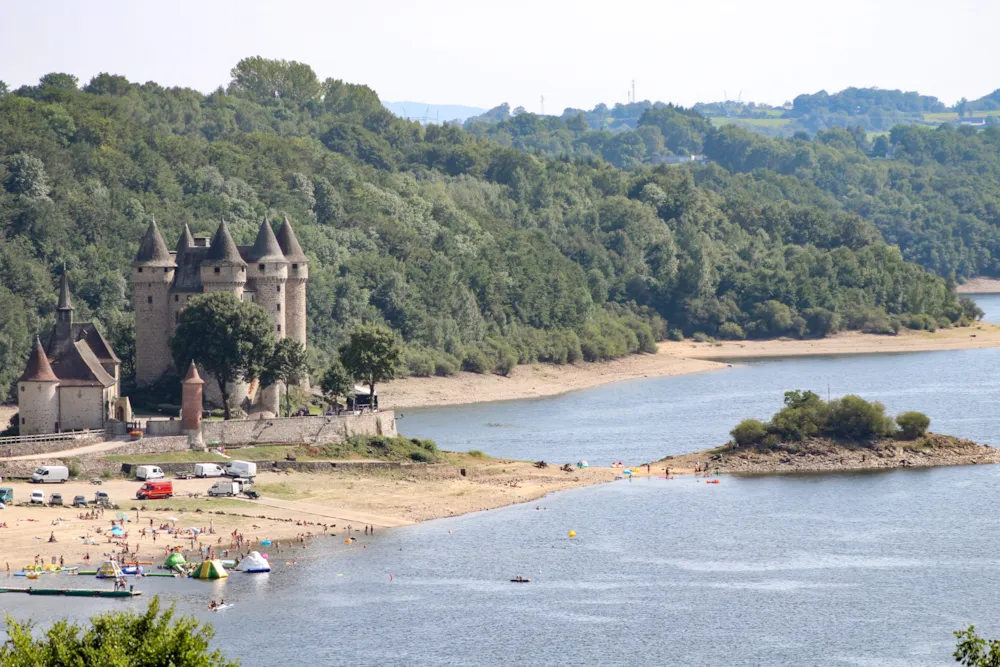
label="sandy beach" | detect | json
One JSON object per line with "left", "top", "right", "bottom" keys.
{"left": 957, "top": 278, "right": 1000, "bottom": 293}
{"left": 382, "top": 323, "right": 1000, "bottom": 409}
{"left": 0, "top": 462, "right": 617, "bottom": 568}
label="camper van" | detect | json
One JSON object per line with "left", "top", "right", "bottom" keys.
{"left": 135, "top": 465, "right": 164, "bottom": 481}
{"left": 208, "top": 481, "right": 241, "bottom": 497}
{"left": 225, "top": 461, "right": 257, "bottom": 478}
{"left": 136, "top": 480, "right": 173, "bottom": 500}
{"left": 194, "top": 463, "right": 225, "bottom": 478}
{"left": 31, "top": 465, "right": 69, "bottom": 483}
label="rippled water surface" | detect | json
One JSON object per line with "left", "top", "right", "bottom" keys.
{"left": 7, "top": 294, "right": 1000, "bottom": 667}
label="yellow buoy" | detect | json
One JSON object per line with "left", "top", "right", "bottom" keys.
{"left": 345, "top": 538, "right": 352, "bottom": 543}
{"left": 568, "top": 530, "right": 576, "bottom": 538}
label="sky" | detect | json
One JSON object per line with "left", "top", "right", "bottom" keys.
{"left": 2, "top": 0, "right": 998, "bottom": 113}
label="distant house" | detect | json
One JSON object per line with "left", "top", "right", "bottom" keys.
{"left": 652, "top": 155, "right": 709, "bottom": 166}
{"left": 959, "top": 116, "right": 987, "bottom": 126}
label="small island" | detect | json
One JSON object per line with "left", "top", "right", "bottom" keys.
{"left": 659, "top": 390, "right": 1000, "bottom": 475}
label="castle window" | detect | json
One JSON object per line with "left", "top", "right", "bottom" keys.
{"left": 165, "top": 267, "right": 170, "bottom": 273}
{"left": 20, "top": 385, "right": 24, "bottom": 393}
{"left": 258, "top": 264, "right": 265, "bottom": 271}
{"left": 22, "top": 418, "right": 25, "bottom": 425}
{"left": 175, "top": 313, "right": 180, "bottom": 323}
{"left": 276, "top": 285, "right": 281, "bottom": 293}
{"left": 137, "top": 267, "right": 143, "bottom": 273}
{"left": 292, "top": 263, "right": 298, "bottom": 269}
{"left": 174, "top": 295, "right": 179, "bottom": 302}
{"left": 277, "top": 324, "right": 281, "bottom": 333}
{"left": 214, "top": 267, "right": 220, "bottom": 274}
{"left": 147, "top": 296, "right": 153, "bottom": 304}
{"left": 277, "top": 304, "right": 281, "bottom": 312}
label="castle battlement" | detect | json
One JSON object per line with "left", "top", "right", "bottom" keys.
{"left": 133, "top": 218, "right": 309, "bottom": 400}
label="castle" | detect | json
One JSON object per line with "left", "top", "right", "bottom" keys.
{"left": 131, "top": 217, "right": 309, "bottom": 413}
{"left": 17, "top": 273, "right": 121, "bottom": 435}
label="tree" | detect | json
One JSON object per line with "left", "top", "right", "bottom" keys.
{"left": 261, "top": 338, "right": 310, "bottom": 417}
{"left": 955, "top": 625, "right": 1000, "bottom": 666}
{"left": 228, "top": 56, "right": 321, "bottom": 103}
{"left": 339, "top": 323, "right": 401, "bottom": 410}
{"left": 170, "top": 293, "right": 275, "bottom": 420}
{"left": 731, "top": 418, "right": 767, "bottom": 447}
{"left": 320, "top": 360, "right": 353, "bottom": 414}
{"left": 0, "top": 596, "right": 237, "bottom": 666}
{"left": 896, "top": 411, "right": 930, "bottom": 440}
{"left": 5, "top": 152, "right": 50, "bottom": 199}
{"left": 825, "top": 395, "right": 894, "bottom": 441}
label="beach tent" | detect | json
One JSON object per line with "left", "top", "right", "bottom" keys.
{"left": 163, "top": 552, "right": 186, "bottom": 570}
{"left": 236, "top": 551, "right": 271, "bottom": 573}
{"left": 96, "top": 561, "right": 124, "bottom": 579}
{"left": 111, "top": 525, "right": 124, "bottom": 537}
{"left": 191, "top": 560, "right": 228, "bottom": 580}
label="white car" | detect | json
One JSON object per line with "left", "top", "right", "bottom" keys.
{"left": 30, "top": 491, "right": 45, "bottom": 505}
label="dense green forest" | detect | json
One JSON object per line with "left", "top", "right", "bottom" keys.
{"left": 0, "top": 60, "right": 979, "bottom": 401}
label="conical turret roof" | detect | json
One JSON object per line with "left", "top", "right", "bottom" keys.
{"left": 176, "top": 223, "right": 195, "bottom": 254}
{"left": 20, "top": 336, "right": 58, "bottom": 383}
{"left": 204, "top": 221, "right": 246, "bottom": 266}
{"left": 182, "top": 360, "right": 204, "bottom": 385}
{"left": 248, "top": 218, "right": 287, "bottom": 263}
{"left": 132, "top": 220, "right": 176, "bottom": 268}
{"left": 276, "top": 217, "right": 307, "bottom": 263}
{"left": 57, "top": 272, "right": 73, "bottom": 311}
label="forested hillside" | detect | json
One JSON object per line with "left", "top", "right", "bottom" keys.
{"left": 0, "top": 60, "right": 976, "bottom": 400}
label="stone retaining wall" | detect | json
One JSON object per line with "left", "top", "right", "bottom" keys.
{"left": 0, "top": 433, "right": 104, "bottom": 458}
{"left": 145, "top": 419, "right": 183, "bottom": 437}
{"left": 117, "top": 459, "right": 458, "bottom": 479}
{"left": 200, "top": 411, "right": 396, "bottom": 446}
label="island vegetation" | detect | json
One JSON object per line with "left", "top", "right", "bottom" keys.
{"left": 0, "top": 59, "right": 984, "bottom": 406}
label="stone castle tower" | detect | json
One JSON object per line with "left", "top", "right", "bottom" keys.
{"left": 132, "top": 217, "right": 309, "bottom": 414}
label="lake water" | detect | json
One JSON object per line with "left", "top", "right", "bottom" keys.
{"left": 7, "top": 293, "right": 1000, "bottom": 667}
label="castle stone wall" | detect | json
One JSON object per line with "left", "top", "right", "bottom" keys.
{"left": 285, "top": 270, "right": 307, "bottom": 349}
{"left": 17, "top": 381, "right": 59, "bottom": 435}
{"left": 247, "top": 264, "right": 286, "bottom": 414}
{"left": 200, "top": 411, "right": 396, "bottom": 446}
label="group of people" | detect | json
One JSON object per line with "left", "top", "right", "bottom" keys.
{"left": 207, "top": 598, "right": 227, "bottom": 610}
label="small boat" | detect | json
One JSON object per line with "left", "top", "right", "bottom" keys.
{"left": 510, "top": 577, "right": 532, "bottom": 583}
{"left": 210, "top": 603, "right": 234, "bottom": 612}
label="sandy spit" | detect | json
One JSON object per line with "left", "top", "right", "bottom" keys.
{"left": 382, "top": 324, "right": 1000, "bottom": 409}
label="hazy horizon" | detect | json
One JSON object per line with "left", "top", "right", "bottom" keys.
{"left": 2, "top": 0, "right": 998, "bottom": 113}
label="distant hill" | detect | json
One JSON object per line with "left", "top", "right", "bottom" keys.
{"left": 382, "top": 101, "right": 486, "bottom": 123}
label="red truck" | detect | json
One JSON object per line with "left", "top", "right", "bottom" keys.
{"left": 136, "top": 480, "right": 173, "bottom": 500}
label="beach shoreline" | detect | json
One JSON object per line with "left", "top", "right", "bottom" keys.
{"left": 957, "top": 278, "right": 1000, "bottom": 294}
{"left": 382, "top": 323, "right": 1000, "bottom": 409}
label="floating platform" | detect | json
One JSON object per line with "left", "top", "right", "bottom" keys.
{"left": 0, "top": 588, "right": 142, "bottom": 598}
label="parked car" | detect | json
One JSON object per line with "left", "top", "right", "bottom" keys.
{"left": 175, "top": 472, "right": 194, "bottom": 480}
{"left": 72, "top": 496, "right": 88, "bottom": 507}
{"left": 195, "top": 463, "right": 225, "bottom": 478}
{"left": 30, "top": 491, "right": 45, "bottom": 505}
{"left": 136, "top": 480, "right": 173, "bottom": 500}
{"left": 31, "top": 465, "right": 69, "bottom": 483}
{"left": 207, "top": 481, "right": 240, "bottom": 497}
{"left": 94, "top": 491, "right": 112, "bottom": 506}
{"left": 135, "top": 465, "right": 164, "bottom": 480}
{"left": 0, "top": 488, "right": 13, "bottom": 504}
{"left": 225, "top": 461, "right": 257, "bottom": 478}
{"left": 49, "top": 493, "right": 63, "bottom": 506}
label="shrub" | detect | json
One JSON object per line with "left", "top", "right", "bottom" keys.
{"left": 434, "top": 354, "right": 459, "bottom": 377}
{"left": 718, "top": 322, "right": 746, "bottom": 340}
{"left": 825, "top": 395, "right": 895, "bottom": 440}
{"left": 731, "top": 419, "right": 767, "bottom": 447}
{"left": 403, "top": 349, "right": 435, "bottom": 377}
{"left": 803, "top": 307, "right": 842, "bottom": 338}
{"left": 409, "top": 449, "right": 433, "bottom": 463}
{"left": 896, "top": 411, "right": 930, "bottom": 439}
{"left": 467, "top": 449, "right": 486, "bottom": 458}
{"left": 692, "top": 332, "right": 712, "bottom": 343}
{"left": 462, "top": 347, "right": 492, "bottom": 374}
{"left": 667, "top": 329, "right": 684, "bottom": 341}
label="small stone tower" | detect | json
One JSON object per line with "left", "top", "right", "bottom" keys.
{"left": 247, "top": 218, "right": 287, "bottom": 414}
{"left": 276, "top": 216, "right": 308, "bottom": 350}
{"left": 132, "top": 220, "right": 176, "bottom": 385}
{"left": 181, "top": 360, "right": 205, "bottom": 450}
{"left": 18, "top": 336, "right": 60, "bottom": 435}
{"left": 199, "top": 221, "right": 247, "bottom": 298}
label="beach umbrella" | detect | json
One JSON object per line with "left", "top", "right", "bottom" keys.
{"left": 623, "top": 469, "right": 632, "bottom": 475}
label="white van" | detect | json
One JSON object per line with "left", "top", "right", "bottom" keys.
{"left": 31, "top": 465, "right": 69, "bottom": 483}
{"left": 208, "top": 481, "right": 240, "bottom": 497}
{"left": 225, "top": 461, "right": 257, "bottom": 478}
{"left": 135, "top": 465, "right": 164, "bottom": 481}
{"left": 194, "top": 463, "right": 225, "bottom": 478}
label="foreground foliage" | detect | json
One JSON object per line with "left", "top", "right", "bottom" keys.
{"left": 955, "top": 625, "right": 1000, "bottom": 666}
{"left": 730, "top": 390, "right": 931, "bottom": 447}
{"left": 0, "top": 597, "right": 238, "bottom": 667}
